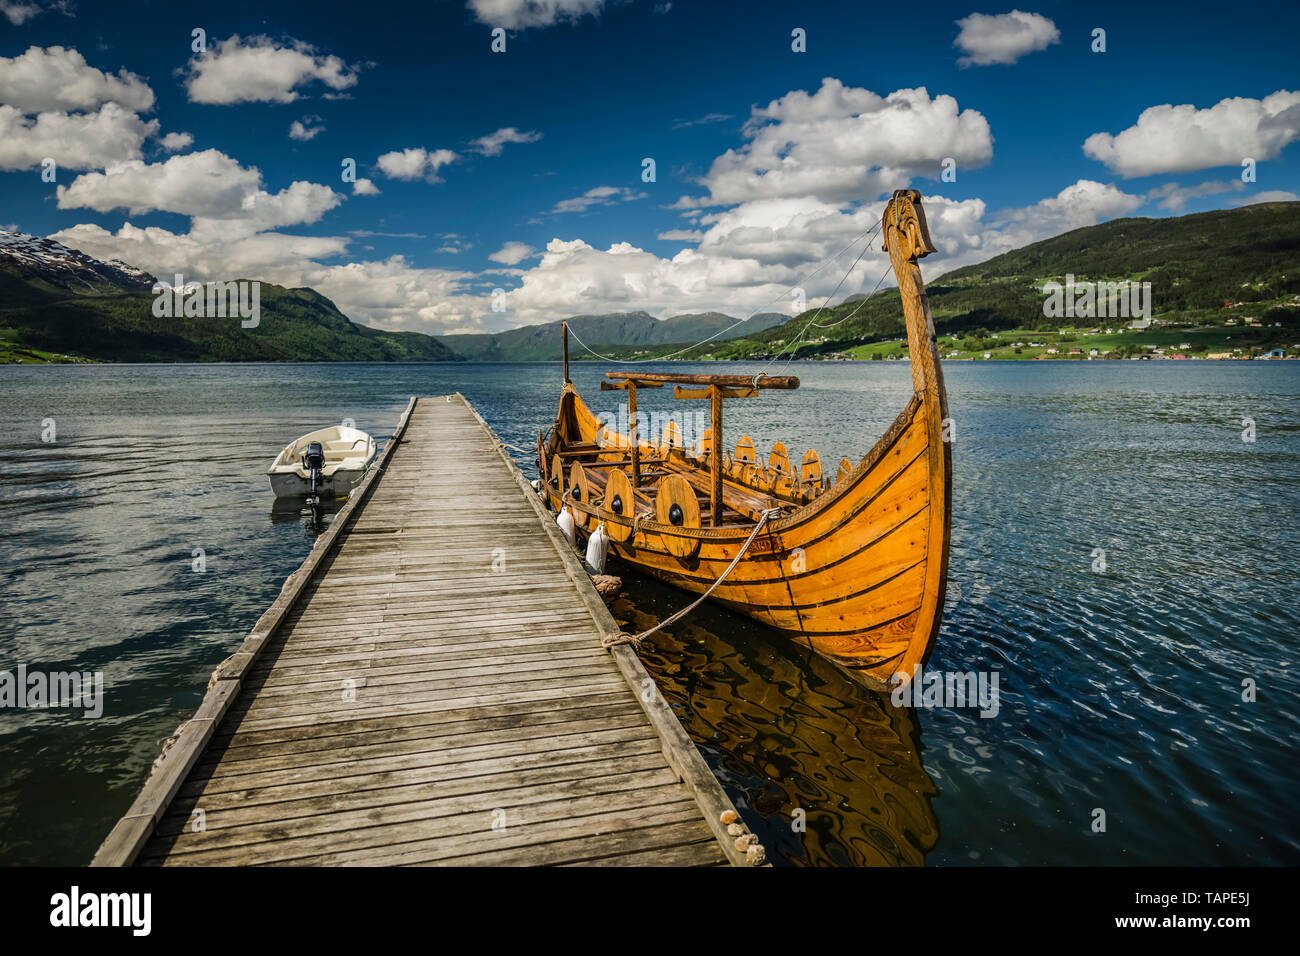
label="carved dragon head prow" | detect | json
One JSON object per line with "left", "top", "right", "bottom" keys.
{"left": 882, "top": 189, "right": 937, "bottom": 262}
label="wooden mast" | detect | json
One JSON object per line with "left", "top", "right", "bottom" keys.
{"left": 561, "top": 320, "right": 570, "bottom": 383}
{"left": 881, "top": 189, "right": 951, "bottom": 682}
{"left": 628, "top": 380, "right": 640, "bottom": 486}
{"left": 710, "top": 386, "right": 723, "bottom": 525}
{"left": 600, "top": 377, "right": 663, "bottom": 486}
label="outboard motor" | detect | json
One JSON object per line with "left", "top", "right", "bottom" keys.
{"left": 302, "top": 441, "right": 326, "bottom": 499}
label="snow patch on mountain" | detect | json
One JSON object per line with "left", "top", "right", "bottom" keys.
{"left": 0, "top": 231, "right": 157, "bottom": 292}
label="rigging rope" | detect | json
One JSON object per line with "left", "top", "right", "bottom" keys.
{"left": 564, "top": 223, "right": 881, "bottom": 365}
{"left": 761, "top": 220, "right": 883, "bottom": 375}
{"left": 602, "top": 508, "right": 784, "bottom": 649}
{"left": 810, "top": 259, "right": 894, "bottom": 329}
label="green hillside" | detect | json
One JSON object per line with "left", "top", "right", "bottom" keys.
{"left": 601, "top": 202, "right": 1300, "bottom": 361}
{"left": 0, "top": 277, "right": 461, "bottom": 363}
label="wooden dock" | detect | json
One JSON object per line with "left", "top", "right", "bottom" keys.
{"left": 93, "top": 394, "right": 755, "bottom": 867}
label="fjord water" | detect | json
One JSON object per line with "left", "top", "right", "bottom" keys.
{"left": 1, "top": 361, "right": 1297, "bottom": 866}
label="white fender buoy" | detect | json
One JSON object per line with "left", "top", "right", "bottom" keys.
{"left": 530, "top": 478, "right": 543, "bottom": 494}
{"left": 556, "top": 507, "right": 576, "bottom": 547}
{"left": 585, "top": 520, "right": 609, "bottom": 573}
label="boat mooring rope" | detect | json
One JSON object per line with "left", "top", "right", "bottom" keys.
{"left": 602, "top": 508, "right": 784, "bottom": 649}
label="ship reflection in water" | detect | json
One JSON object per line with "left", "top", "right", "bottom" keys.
{"left": 611, "top": 570, "right": 939, "bottom": 867}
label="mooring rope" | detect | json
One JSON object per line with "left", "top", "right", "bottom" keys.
{"left": 602, "top": 508, "right": 784, "bottom": 649}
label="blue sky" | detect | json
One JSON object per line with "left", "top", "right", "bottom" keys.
{"left": 2, "top": 0, "right": 1297, "bottom": 333}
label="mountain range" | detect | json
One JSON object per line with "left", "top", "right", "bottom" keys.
{"left": 4, "top": 201, "right": 1297, "bottom": 363}
{"left": 433, "top": 310, "right": 788, "bottom": 361}
{"left": 0, "top": 232, "right": 785, "bottom": 363}
{"left": 0, "top": 232, "right": 460, "bottom": 363}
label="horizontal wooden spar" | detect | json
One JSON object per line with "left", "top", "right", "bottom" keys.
{"left": 599, "top": 379, "right": 663, "bottom": 390}
{"left": 604, "top": 371, "right": 799, "bottom": 389}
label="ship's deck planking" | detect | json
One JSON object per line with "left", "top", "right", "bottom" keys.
{"left": 93, "top": 394, "right": 749, "bottom": 867}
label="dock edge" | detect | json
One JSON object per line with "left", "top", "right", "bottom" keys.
{"left": 90, "top": 396, "right": 419, "bottom": 867}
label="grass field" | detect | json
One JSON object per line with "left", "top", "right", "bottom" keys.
{"left": 0, "top": 329, "right": 95, "bottom": 364}
{"left": 836, "top": 322, "right": 1300, "bottom": 361}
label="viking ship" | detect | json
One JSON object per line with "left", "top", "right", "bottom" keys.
{"left": 536, "top": 190, "right": 951, "bottom": 687}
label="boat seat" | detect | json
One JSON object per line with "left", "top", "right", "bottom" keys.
{"left": 583, "top": 463, "right": 654, "bottom": 512}
{"left": 557, "top": 447, "right": 602, "bottom": 459}
{"left": 662, "top": 460, "right": 782, "bottom": 519}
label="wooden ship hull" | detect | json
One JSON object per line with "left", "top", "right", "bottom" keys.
{"left": 537, "top": 190, "right": 951, "bottom": 688}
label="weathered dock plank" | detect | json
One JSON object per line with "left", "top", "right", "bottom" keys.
{"left": 93, "top": 394, "right": 755, "bottom": 867}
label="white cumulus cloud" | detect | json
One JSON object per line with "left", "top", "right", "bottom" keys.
{"left": 55, "top": 149, "right": 343, "bottom": 231}
{"left": 376, "top": 147, "right": 460, "bottom": 182}
{"left": 0, "top": 0, "right": 67, "bottom": 26}
{"left": 1084, "top": 91, "right": 1300, "bottom": 177}
{"left": 686, "top": 79, "right": 993, "bottom": 207}
{"left": 467, "top": 0, "right": 604, "bottom": 29}
{"left": 0, "top": 102, "right": 157, "bottom": 171}
{"left": 489, "top": 241, "right": 537, "bottom": 265}
{"left": 289, "top": 115, "right": 325, "bottom": 141}
{"left": 488, "top": 180, "right": 1147, "bottom": 328}
{"left": 0, "top": 45, "right": 155, "bottom": 112}
{"left": 1, "top": 1, "right": 41, "bottom": 25}
{"left": 550, "top": 185, "right": 646, "bottom": 214}
{"left": 953, "top": 10, "right": 1060, "bottom": 67}
{"left": 1145, "top": 180, "right": 1244, "bottom": 213}
{"left": 470, "top": 127, "right": 542, "bottom": 155}
{"left": 160, "top": 131, "right": 194, "bottom": 152}
{"left": 52, "top": 220, "right": 351, "bottom": 283}
{"left": 183, "top": 35, "right": 360, "bottom": 105}
{"left": 50, "top": 222, "right": 488, "bottom": 332}
{"left": 989, "top": 179, "right": 1144, "bottom": 248}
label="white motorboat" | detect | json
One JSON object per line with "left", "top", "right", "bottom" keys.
{"left": 267, "top": 425, "right": 376, "bottom": 499}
